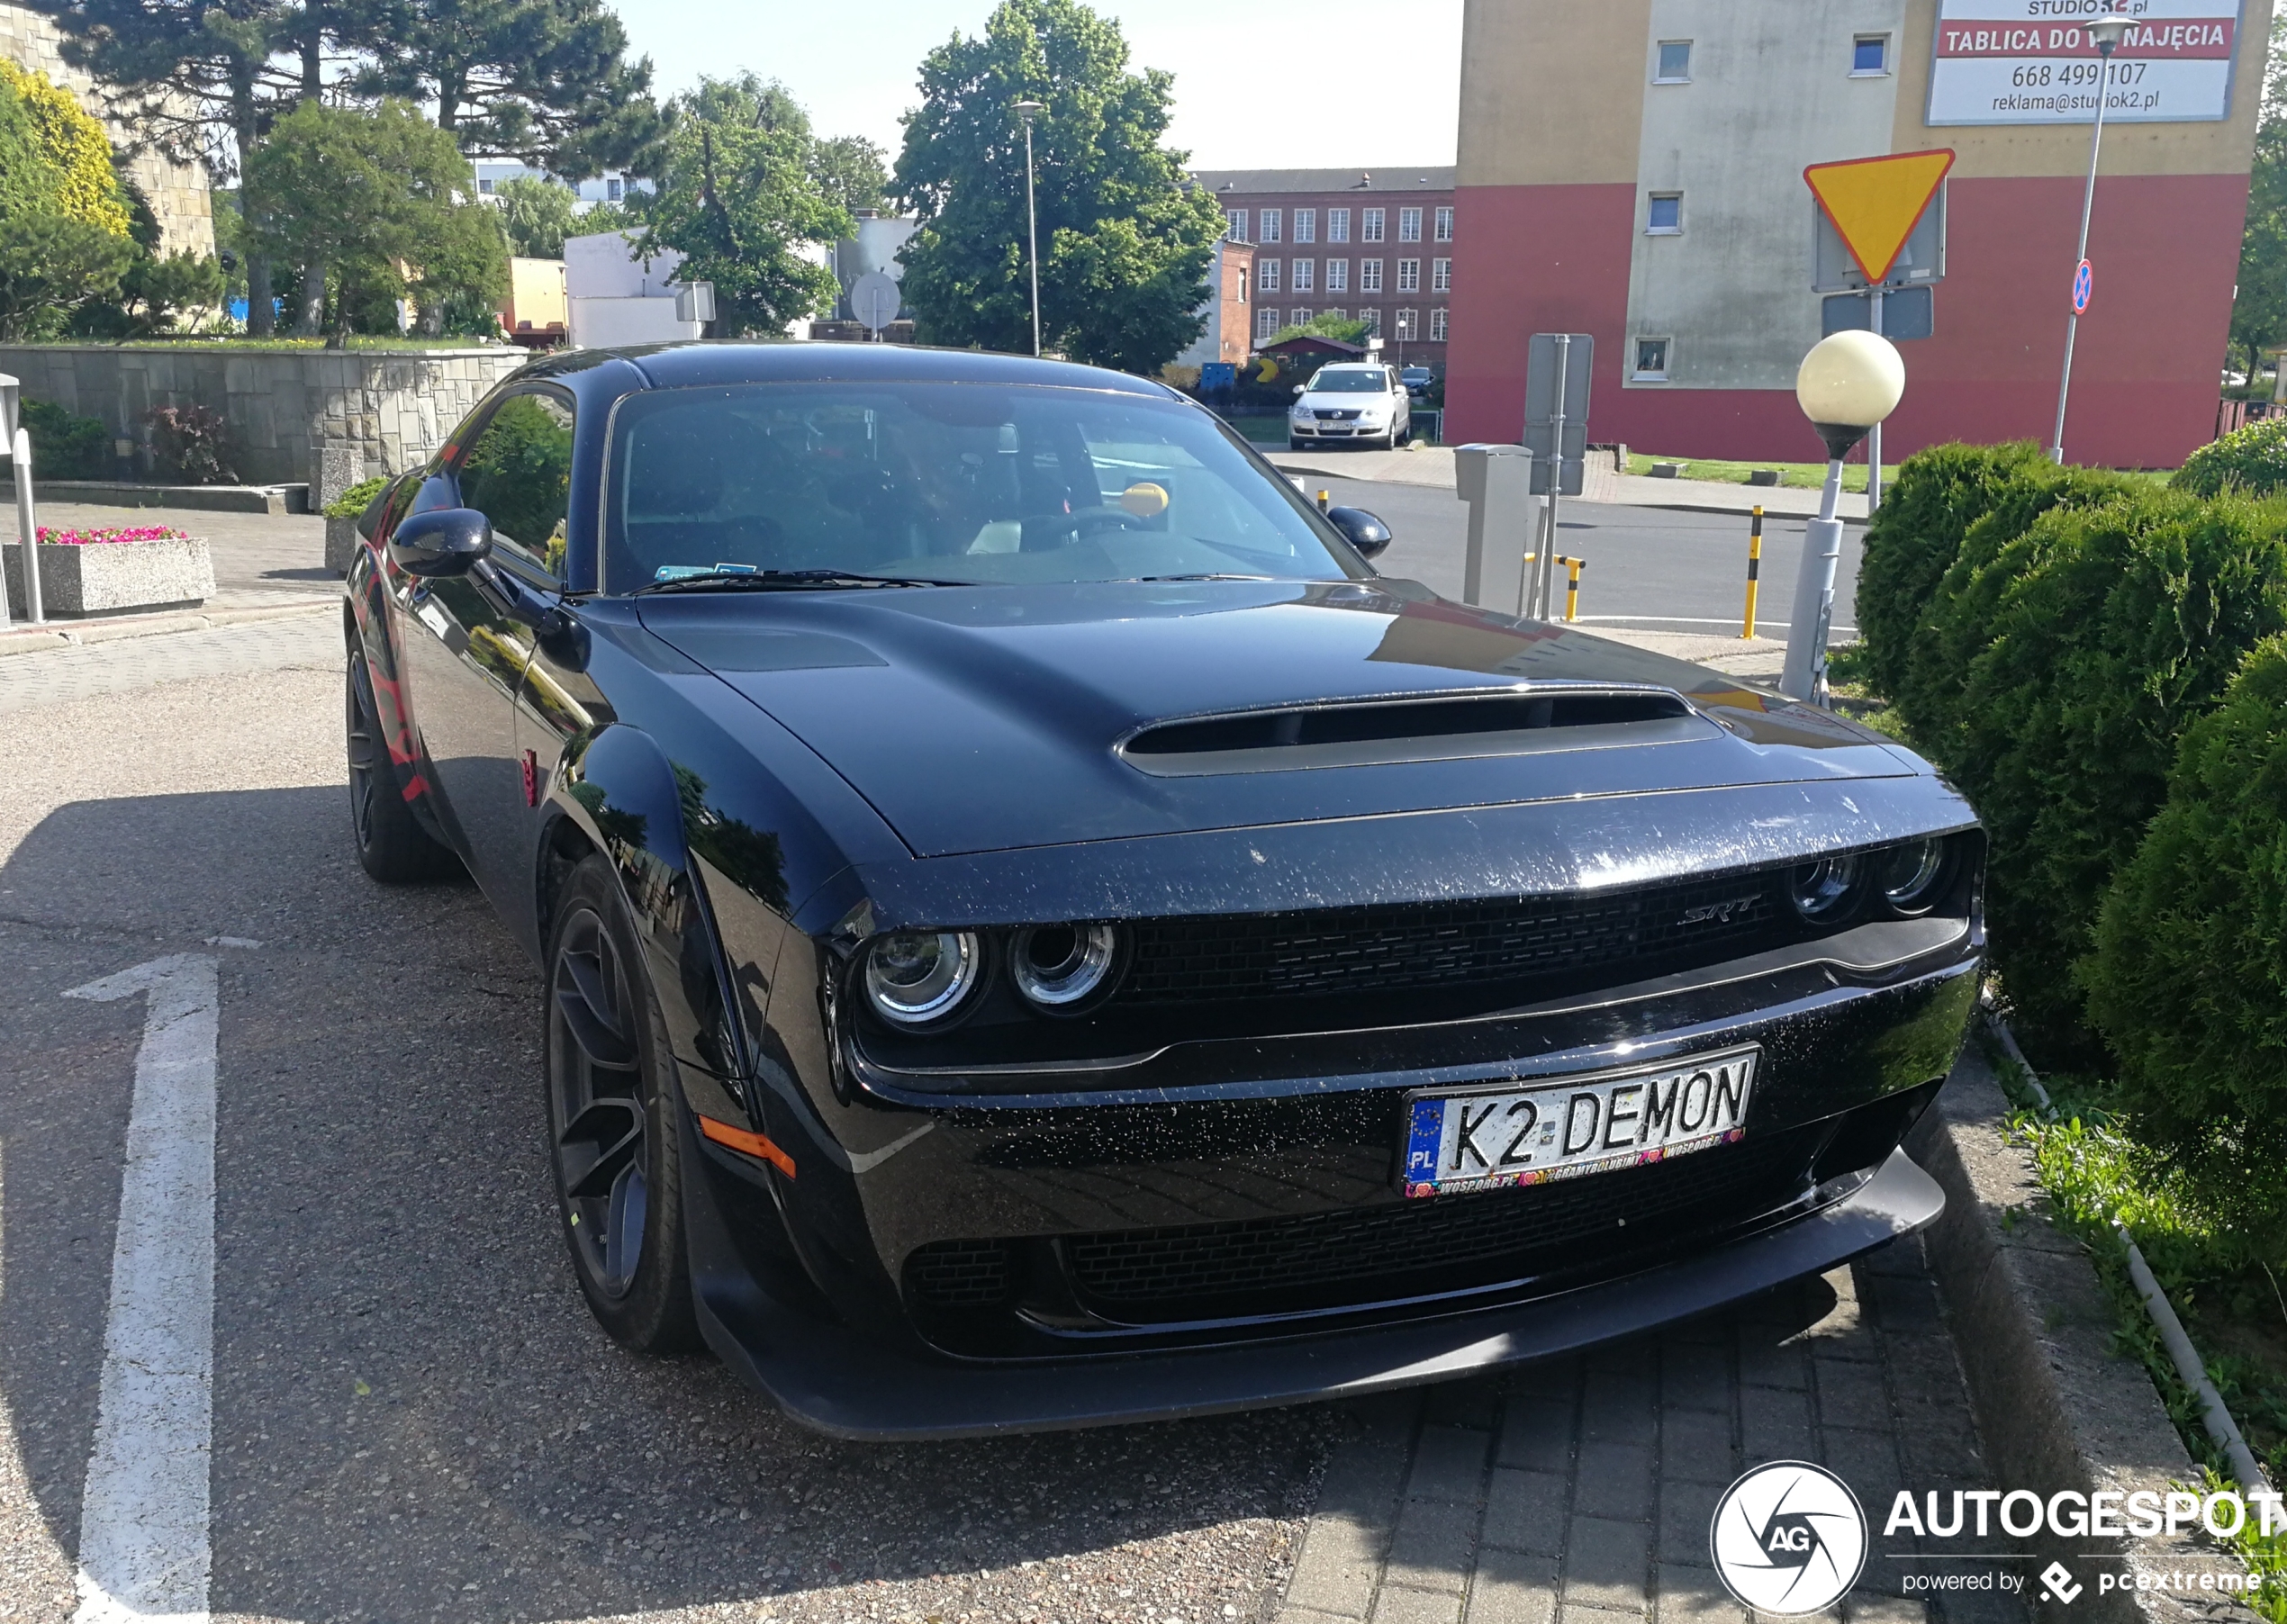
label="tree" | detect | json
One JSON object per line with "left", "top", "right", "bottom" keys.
{"left": 891, "top": 0, "right": 1223, "bottom": 374}
{"left": 641, "top": 78, "right": 850, "bottom": 338}
{"left": 1263, "top": 311, "right": 1370, "bottom": 347}
{"left": 355, "top": 0, "right": 664, "bottom": 178}
{"left": 244, "top": 99, "right": 506, "bottom": 336}
{"left": 494, "top": 175, "right": 581, "bottom": 257}
{"left": 0, "top": 59, "right": 133, "bottom": 235}
{"left": 24, "top": 0, "right": 311, "bottom": 331}
{"left": 2233, "top": 15, "right": 2287, "bottom": 385}
{"left": 0, "top": 212, "right": 134, "bottom": 338}
{"left": 812, "top": 134, "right": 887, "bottom": 214}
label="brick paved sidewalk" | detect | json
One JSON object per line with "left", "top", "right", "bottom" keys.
{"left": 0, "top": 612, "right": 339, "bottom": 713}
{"left": 1279, "top": 1237, "right": 2021, "bottom": 1624}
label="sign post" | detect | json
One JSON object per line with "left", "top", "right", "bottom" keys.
{"left": 2049, "top": 13, "right": 2135, "bottom": 463}
{"left": 1805, "top": 150, "right": 1954, "bottom": 511}
{"left": 1523, "top": 332, "right": 1592, "bottom": 618}
{"left": 850, "top": 271, "right": 901, "bottom": 339}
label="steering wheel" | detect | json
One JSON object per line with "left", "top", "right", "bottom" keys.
{"left": 1018, "top": 507, "right": 1137, "bottom": 550}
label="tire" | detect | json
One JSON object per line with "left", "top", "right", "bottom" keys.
{"left": 346, "top": 652, "right": 460, "bottom": 883}
{"left": 1397, "top": 422, "right": 1413, "bottom": 447}
{"left": 544, "top": 854, "right": 702, "bottom": 1354}
{"left": 1289, "top": 437, "right": 1306, "bottom": 451}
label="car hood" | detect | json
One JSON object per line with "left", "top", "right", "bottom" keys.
{"left": 638, "top": 580, "right": 1919, "bottom": 859}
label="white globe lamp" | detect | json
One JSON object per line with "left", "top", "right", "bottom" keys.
{"left": 1782, "top": 329, "right": 1906, "bottom": 706}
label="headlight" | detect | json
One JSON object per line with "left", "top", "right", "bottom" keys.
{"left": 1291, "top": 401, "right": 1314, "bottom": 417}
{"left": 1011, "top": 922, "right": 1123, "bottom": 1010}
{"left": 863, "top": 931, "right": 983, "bottom": 1025}
{"left": 1877, "top": 840, "right": 1950, "bottom": 915}
{"left": 1789, "top": 854, "right": 1862, "bottom": 922}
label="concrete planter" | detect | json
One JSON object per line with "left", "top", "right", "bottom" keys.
{"left": 324, "top": 516, "right": 361, "bottom": 576}
{"left": 4, "top": 536, "right": 215, "bottom": 618}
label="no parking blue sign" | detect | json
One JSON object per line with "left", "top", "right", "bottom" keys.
{"left": 2073, "top": 258, "right": 2093, "bottom": 315}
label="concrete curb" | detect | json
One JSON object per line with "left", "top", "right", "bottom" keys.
{"left": 1912, "top": 1046, "right": 2259, "bottom": 1624}
{"left": 0, "top": 596, "right": 336, "bottom": 657}
{"left": 5, "top": 477, "right": 312, "bottom": 514}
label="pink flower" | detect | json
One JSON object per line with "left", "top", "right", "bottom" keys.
{"left": 33, "top": 526, "right": 192, "bottom": 546}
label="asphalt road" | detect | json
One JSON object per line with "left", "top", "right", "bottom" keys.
{"left": 0, "top": 622, "right": 1331, "bottom": 1624}
{"left": 1303, "top": 477, "right": 1866, "bottom": 639}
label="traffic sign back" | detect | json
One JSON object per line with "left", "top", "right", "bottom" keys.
{"left": 1804, "top": 149, "right": 1957, "bottom": 285}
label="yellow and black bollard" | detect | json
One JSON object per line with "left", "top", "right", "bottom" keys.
{"left": 1741, "top": 506, "right": 1763, "bottom": 639}
{"left": 1317, "top": 489, "right": 1330, "bottom": 513}
{"left": 1562, "top": 555, "right": 1585, "bottom": 622}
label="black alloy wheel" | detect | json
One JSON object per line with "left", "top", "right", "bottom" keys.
{"left": 544, "top": 854, "right": 701, "bottom": 1352}
{"left": 345, "top": 652, "right": 458, "bottom": 882}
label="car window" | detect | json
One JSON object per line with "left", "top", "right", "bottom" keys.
{"left": 1306, "top": 370, "right": 1388, "bottom": 394}
{"left": 601, "top": 382, "right": 1363, "bottom": 591}
{"left": 457, "top": 391, "right": 575, "bottom": 579}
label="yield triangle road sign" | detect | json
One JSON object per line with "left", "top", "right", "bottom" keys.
{"left": 1804, "top": 149, "right": 1956, "bottom": 285}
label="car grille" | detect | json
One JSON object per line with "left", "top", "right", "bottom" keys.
{"left": 901, "top": 1126, "right": 1820, "bottom": 1321}
{"left": 1120, "top": 872, "right": 1784, "bottom": 1006}
{"left": 1314, "top": 409, "right": 1361, "bottom": 420}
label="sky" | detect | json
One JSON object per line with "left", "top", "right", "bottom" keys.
{"left": 609, "top": 0, "right": 1463, "bottom": 171}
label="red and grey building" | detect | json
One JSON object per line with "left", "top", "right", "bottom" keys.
{"left": 1191, "top": 167, "right": 1456, "bottom": 365}
{"left": 1444, "top": 1, "right": 2268, "bottom": 466}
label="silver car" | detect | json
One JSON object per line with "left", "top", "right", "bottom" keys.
{"left": 1289, "top": 363, "right": 1415, "bottom": 450}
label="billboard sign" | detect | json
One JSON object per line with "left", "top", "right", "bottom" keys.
{"left": 1927, "top": 1, "right": 2243, "bottom": 125}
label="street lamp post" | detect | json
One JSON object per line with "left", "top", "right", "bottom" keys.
{"left": 1014, "top": 100, "right": 1045, "bottom": 357}
{"left": 1783, "top": 329, "right": 1905, "bottom": 706}
{"left": 2049, "top": 12, "right": 2134, "bottom": 464}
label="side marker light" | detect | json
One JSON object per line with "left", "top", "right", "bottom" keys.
{"left": 699, "top": 1115, "right": 796, "bottom": 1177}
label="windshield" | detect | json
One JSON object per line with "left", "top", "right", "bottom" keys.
{"left": 1306, "top": 369, "right": 1389, "bottom": 394}
{"left": 602, "top": 382, "right": 1361, "bottom": 591}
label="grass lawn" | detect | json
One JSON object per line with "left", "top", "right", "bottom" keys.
{"left": 1626, "top": 452, "right": 1900, "bottom": 493}
{"left": 1223, "top": 413, "right": 1289, "bottom": 446}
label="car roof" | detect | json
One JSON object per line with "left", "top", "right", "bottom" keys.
{"left": 514, "top": 339, "right": 1178, "bottom": 397}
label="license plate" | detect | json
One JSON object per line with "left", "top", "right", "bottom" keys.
{"left": 1400, "top": 1047, "right": 1759, "bottom": 1198}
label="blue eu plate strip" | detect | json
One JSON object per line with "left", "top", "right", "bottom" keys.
{"left": 1405, "top": 1098, "right": 1442, "bottom": 1186}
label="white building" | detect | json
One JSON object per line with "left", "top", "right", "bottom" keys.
{"left": 473, "top": 162, "right": 655, "bottom": 212}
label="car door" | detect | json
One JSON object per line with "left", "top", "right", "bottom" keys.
{"left": 394, "top": 385, "right": 576, "bottom": 923}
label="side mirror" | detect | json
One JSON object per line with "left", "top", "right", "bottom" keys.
{"left": 1292, "top": 383, "right": 1306, "bottom": 395}
{"left": 388, "top": 506, "right": 493, "bottom": 577}
{"left": 1325, "top": 505, "right": 1392, "bottom": 560}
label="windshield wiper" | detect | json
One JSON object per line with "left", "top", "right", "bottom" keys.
{"left": 634, "top": 567, "right": 960, "bottom": 595}
{"left": 1123, "top": 573, "right": 1277, "bottom": 582}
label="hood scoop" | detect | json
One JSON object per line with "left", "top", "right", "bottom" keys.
{"left": 1119, "top": 689, "right": 1713, "bottom": 777}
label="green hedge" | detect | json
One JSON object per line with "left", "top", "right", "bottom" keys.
{"left": 2080, "top": 635, "right": 2287, "bottom": 1221}
{"left": 1951, "top": 489, "right": 2287, "bottom": 1051}
{"left": 323, "top": 474, "right": 388, "bottom": 520}
{"left": 2172, "top": 416, "right": 2287, "bottom": 498}
{"left": 1893, "top": 462, "right": 2136, "bottom": 761}
{"left": 1855, "top": 440, "right": 2056, "bottom": 703}
{"left": 22, "top": 395, "right": 111, "bottom": 479}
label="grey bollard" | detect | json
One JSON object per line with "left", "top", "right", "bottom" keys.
{"left": 1780, "top": 514, "right": 1846, "bottom": 703}
{"left": 311, "top": 443, "right": 361, "bottom": 511}
{"left": 1454, "top": 443, "right": 1534, "bottom": 616}
{"left": 12, "top": 427, "right": 44, "bottom": 625}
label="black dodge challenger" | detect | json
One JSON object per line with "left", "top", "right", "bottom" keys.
{"left": 343, "top": 341, "right": 1982, "bottom": 1439}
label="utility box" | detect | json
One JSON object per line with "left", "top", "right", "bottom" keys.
{"left": 564, "top": 231, "right": 700, "bottom": 347}
{"left": 1454, "top": 443, "right": 1535, "bottom": 616}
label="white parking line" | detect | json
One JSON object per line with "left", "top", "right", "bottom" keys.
{"left": 65, "top": 954, "right": 219, "bottom": 1624}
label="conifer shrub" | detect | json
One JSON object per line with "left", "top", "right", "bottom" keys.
{"left": 1950, "top": 489, "right": 2287, "bottom": 1051}
{"left": 2080, "top": 636, "right": 2287, "bottom": 1223}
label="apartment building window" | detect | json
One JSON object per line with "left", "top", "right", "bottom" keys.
{"left": 1430, "top": 308, "right": 1449, "bottom": 341}
{"left": 1237, "top": 267, "right": 1249, "bottom": 303}
{"left": 1433, "top": 206, "right": 1453, "bottom": 242}
{"left": 1225, "top": 209, "right": 1249, "bottom": 240}
{"left": 1260, "top": 209, "right": 1282, "bottom": 242}
{"left": 479, "top": 177, "right": 496, "bottom": 194}
{"left": 1655, "top": 40, "right": 1692, "bottom": 82}
{"left": 1362, "top": 208, "right": 1385, "bottom": 242}
{"left": 1259, "top": 258, "right": 1280, "bottom": 293}
{"left": 1432, "top": 257, "right": 1451, "bottom": 293}
{"left": 1396, "top": 309, "right": 1418, "bottom": 341}
{"left": 1646, "top": 193, "right": 1683, "bottom": 234}
{"left": 1256, "top": 307, "right": 1281, "bottom": 339}
{"left": 1397, "top": 258, "right": 1420, "bottom": 293}
{"left": 608, "top": 177, "right": 623, "bottom": 201}
{"left": 1324, "top": 259, "right": 1348, "bottom": 293}
{"left": 1360, "top": 258, "right": 1383, "bottom": 293}
{"left": 1633, "top": 338, "right": 1671, "bottom": 380}
{"left": 1295, "top": 208, "right": 1315, "bottom": 243}
{"left": 1852, "top": 34, "right": 1890, "bottom": 74}
{"left": 1324, "top": 308, "right": 1346, "bottom": 322}
{"left": 1360, "top": 308, "right": 1381, "bottom": 337}
{"left": 1291, "top": 258, "right": 1315, "bottom": 293}
{"left": 1398, "top": 207, "right": 1422, "bottom": 242}
{"left": 1329, "top": 208, "right": 1350, "bottom": 242}
{"left": 1290, "top": 307, "right": 1311, "bottom": 326}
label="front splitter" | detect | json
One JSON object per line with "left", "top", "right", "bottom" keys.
{"left": 681, "top": 1132, "right": 1943, "bottom": 1442}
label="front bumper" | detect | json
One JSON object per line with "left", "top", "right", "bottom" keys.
{"left": 684, "top": 1130, "right": 1943, "bottom": 1440}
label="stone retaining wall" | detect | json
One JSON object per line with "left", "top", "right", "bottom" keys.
{"left": 0, "top": 343, "right": 529, "bottom": 487}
